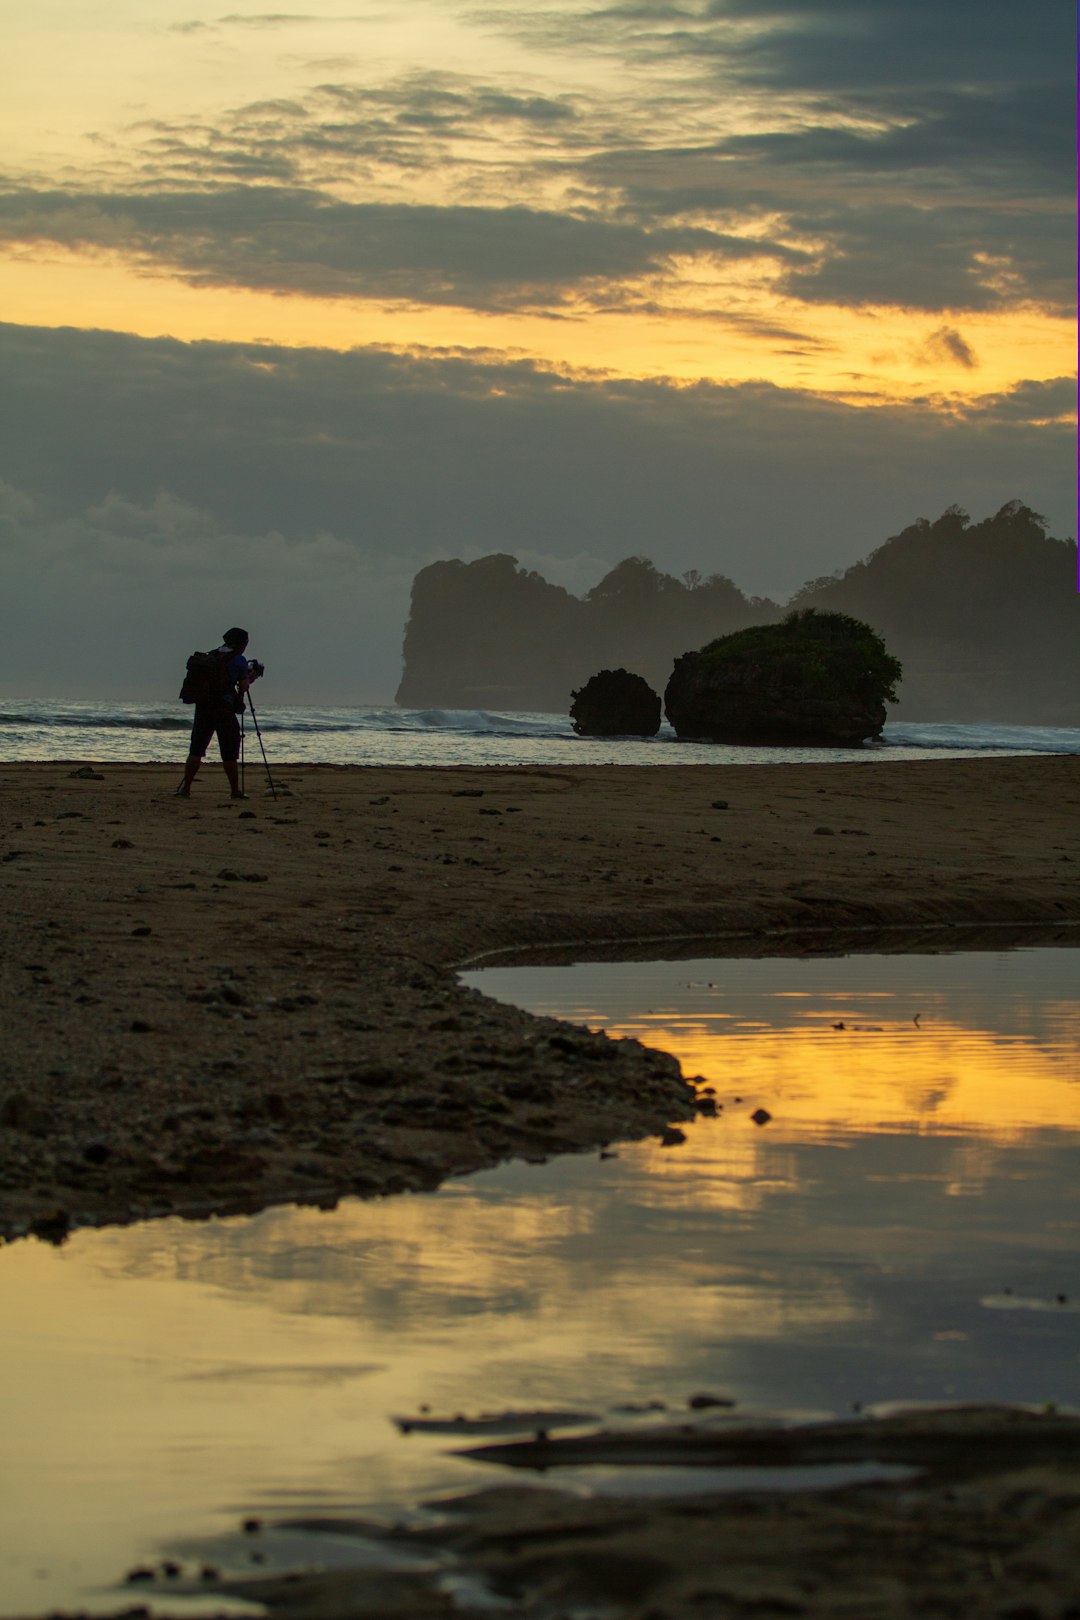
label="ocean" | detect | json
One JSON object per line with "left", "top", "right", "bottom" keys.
{"left": 1, "top": 697, "right": 1079, "bottom": 768}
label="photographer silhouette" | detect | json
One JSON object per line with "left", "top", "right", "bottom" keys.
{"left": 177, "top": 627, "right": 264, "bottom": 799}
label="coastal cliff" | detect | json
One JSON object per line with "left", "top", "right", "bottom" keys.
{"left": 396, "top": 504, "right": 1078, "bottom": 724}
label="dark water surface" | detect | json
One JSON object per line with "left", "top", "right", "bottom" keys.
{"left": 1, "top": 946, "right": 1077, "bottom": 1614}
{"left": 3, "top": 697, "right": 1080, "bottom": 765}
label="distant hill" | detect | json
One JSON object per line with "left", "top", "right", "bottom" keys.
{"left": 397, "top": 554, "right": 778, "bottom": 712}
{"left": 787, "top": 502, "right": 1078, "bottom": 723}
{"left": 395, "top": 503, "right": 1079, "bottom": 725}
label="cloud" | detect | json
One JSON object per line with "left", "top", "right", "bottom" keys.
{"left": 110, "top": 73, "right": 590, "bottom": 200}
{"left": 219, "top": 12, "right": 338, "bottom": 24}
{"left": 922, "top": 326, "right": 978, "bottom": 371}
{"left": 12, "top": 0, "right": 1072, "bottom": 323}
{"left": 0, "top": 480, "right": 420, "bottom": 701}
{"left": 0, "top": 323, "right": 1073, "bottom": 703}
{"left": 959, "top": 376, "right": 1076, "bottom": 425}
{"left": 698, "top": 0, "right": 1071, "bottom": 96}
{"left": 464, "top": 0, "right": 1074, "bottom": 313}
{"left": 0, "top": 186, "right": 799, "bottom": 311}
{"left": 585, "top": 95, "right": 1073, "bottom": 313}
{"left": 170, "top": 11, "right": 372, "bottom": 31}
{"left": 484, "top": 0, "right": 1072, "bottom": 102}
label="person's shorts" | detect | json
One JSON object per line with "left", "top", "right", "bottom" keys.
{"left": 189, "top": 701, "right": 241, "bottom": 762}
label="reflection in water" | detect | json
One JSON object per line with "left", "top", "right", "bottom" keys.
{"left": 1, "top": 948, "right": 1077, "bottom": 1615}
{"left": 470, "top": 946, "right": 1079, "bottom": 1146}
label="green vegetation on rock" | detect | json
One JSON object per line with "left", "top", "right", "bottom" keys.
{"left": 665, "top": 610, "right": 903, "bottom": 746}
{"left": 700, "top": 610, "right": 903, "bottom": 707}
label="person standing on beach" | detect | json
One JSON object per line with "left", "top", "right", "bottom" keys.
{"left": 177, "top": 627, "right": 263, "bottom": 798}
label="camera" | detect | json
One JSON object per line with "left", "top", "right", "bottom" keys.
{"left": 248, "top": 659, "right": 265, "bottom": 678}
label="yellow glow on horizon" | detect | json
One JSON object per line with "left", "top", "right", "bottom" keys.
{"left": 4, "top": 0, "right": 1075, "bottom": 410}
{"left": 2, "top": 251, "right": 1073, "bottom": 406}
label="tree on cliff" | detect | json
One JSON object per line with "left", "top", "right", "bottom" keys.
{"left": 788, "top": 502, "right": 1078, "bottom": 721}
{"left": 394, "top": 502, "right": 1076, "bottom": 722}
{"left": 397, "top": 552, "right": 770, "bottom": 709}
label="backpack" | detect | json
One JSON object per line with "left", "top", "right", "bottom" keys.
{"left": 179, "top": 648, "right": 235, "bottom": 705}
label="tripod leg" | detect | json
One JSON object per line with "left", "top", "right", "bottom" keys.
{"left": 246, "top": 696, "right": 277, "bottom": 799}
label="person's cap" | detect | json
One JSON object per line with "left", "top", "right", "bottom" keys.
{"left": 223, "top": 627, "right": 249, "bottom": 648}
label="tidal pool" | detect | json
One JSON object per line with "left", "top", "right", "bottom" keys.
{"left": 1, "top": 945, "right": 1077, "bottom": 1616}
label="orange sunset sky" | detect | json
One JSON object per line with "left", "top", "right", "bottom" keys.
{"left": 2, "top": 0, "right": 1075, "bottom": 698}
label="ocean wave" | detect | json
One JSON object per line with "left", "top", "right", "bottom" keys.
{"left": 883, "top": 722, "right": 1080, "bottom": 754}
{"left": 0, "top": 710, "right": 192, "bottom": 732}
{"left": 1, "top": 701, "right": 1078, "bottom": 764}
{"left": 0, "top": 705, "right": 575, "bottom": 739}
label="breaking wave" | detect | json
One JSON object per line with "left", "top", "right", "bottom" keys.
{"left": 1, "top": 699, "right": 1078, "bottom": 765}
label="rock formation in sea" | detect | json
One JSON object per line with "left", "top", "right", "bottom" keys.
{"left": 396, "top": 554, "right": 769, "bottom": 711}
{"left": 396, "top": 504, "right": 1077, "bottom": 723}
{"left": 570, "top": 669, "right": 662, "bottom": 736}
{"left": 664, "top": 609, "right": 903, "bottom": 746}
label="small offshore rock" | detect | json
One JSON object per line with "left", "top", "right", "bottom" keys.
{"left": 570, "top": 668, "right": 661, "bottom": 738}
{"left": 750, "top": 1107, "right": 772, "bottom": 1125}
{"left": 659, "top": 1126, "right": 687, "bottom": 1146}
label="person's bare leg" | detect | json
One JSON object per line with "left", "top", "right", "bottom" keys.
{"left": 177, "top": 755, "right": 201, "bottom": 796}
{"left": 224, "top": 760, "right": 244, "bottom": 798}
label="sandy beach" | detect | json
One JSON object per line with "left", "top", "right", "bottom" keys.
{"left": 3, "top": 753, "right": 1079, "bottom": 1619}
{"left": 1, "top": 753, "right": 1077, "bottom": 1240}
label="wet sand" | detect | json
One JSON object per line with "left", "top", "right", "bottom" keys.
{"left": 1, "top": 754, "right": 1078, "bottom": 1242}
{"left": 2, "top": 754, "right": 1079, "bottom": 1617}
{"left": 209, "top": 1407, "right": 1080, "bottom": 1619}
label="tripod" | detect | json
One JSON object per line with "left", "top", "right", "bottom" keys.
{"left": 244, "top": 693, "right": 277, "bottom": 799}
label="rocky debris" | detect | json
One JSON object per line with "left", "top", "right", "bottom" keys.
{"left": 570, "top": 669, "right": 661, "bottom": 737}
{"left": 394, "top": 1408, "right": 598, "bottom": 1435}
{"left": 0, "top": 974, "right": 698, "bottom": 1241}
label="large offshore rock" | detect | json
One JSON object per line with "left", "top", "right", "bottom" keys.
{"left": 664, "top": 610, "right": 902, "bottom": 746}
{"left": 570, "top": 669, "right": 662, "bottom": 737}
